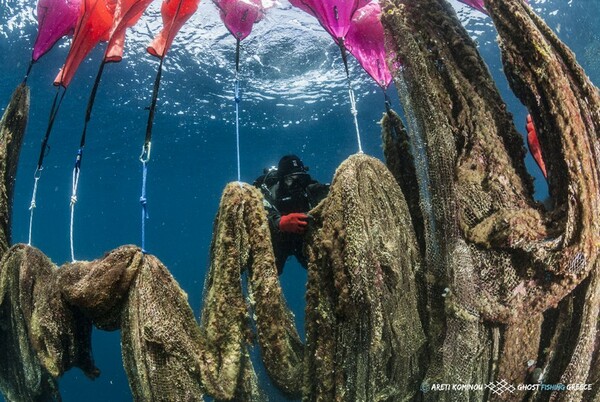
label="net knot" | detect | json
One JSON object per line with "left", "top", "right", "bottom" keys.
{"left": 70, "top": 195, "right": 78, "bottom": 205}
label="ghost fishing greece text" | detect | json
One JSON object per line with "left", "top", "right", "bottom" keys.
{"left": 421, "top": 382, "right": 592, "bottom": 393}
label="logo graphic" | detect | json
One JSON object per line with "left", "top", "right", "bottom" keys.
{"left": 487, "top": 379, "right": 516, "bottom": 395}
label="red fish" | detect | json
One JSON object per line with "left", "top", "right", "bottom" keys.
{"left": 526, "top": 114, "right": 547, "bottom": 178}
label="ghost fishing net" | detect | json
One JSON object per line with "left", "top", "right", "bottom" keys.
{"left": 0, "top": 84, "right": 28, "bottom": 256}
{"left": 304, "top": 154, "right": 426, "bottom": 401}
{"left": 0, "top": 140, "right": 426, "bottom": 401}
{"left": 0, "top": 245, "right": 98, "bottom": 402}
{"left": 0, "top": 184, "right": 276, "bottom": 402}
{"left": 199, "top": 182, "right": 301, "bottom": 400}
{"left": 382, "top": 0, "right": 600, "bottom": 401}
{"left": 485, "top": 1, "right": 600, "bottom": 401}
{"left": 185, "top": 156, "right": 427, "bottom": 400}
{"left": 381, "top": 109, "right": 426, "bottom": 256}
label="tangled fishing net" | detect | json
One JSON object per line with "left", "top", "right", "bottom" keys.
{"left": 2, "top": 0, "right": 600, "bottom": 400}
{"left": 382, "top": 0, "right": 600, "bottom": 401}
{"left": 1, "top": 133, "right": 424, "bottom": 401}
{"left": 304, "top": 154, "right": 425, "bottom": 401}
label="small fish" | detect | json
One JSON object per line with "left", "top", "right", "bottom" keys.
{"left": 526, "top": 114, "right": 548, "bottom": 179}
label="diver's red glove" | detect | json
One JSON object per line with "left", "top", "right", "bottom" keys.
{"left": 526, "top": 114, "right": 548, "bottom": 178}
{"left": 279, "top": 213, "right": 309, "bottom": 234}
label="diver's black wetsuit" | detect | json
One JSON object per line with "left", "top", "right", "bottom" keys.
{"left": 255, "top": 169, "right": 329, "bottom": 275}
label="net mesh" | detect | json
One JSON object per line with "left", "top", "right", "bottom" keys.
{"left": 304, "top": 154, "right": 426, "bottom": 401}
{"left": 382, "top": 0, "right": 600, "bottom": 401}
{"left": 0, "top": 245, "right": 97, "bottom": 402}
{"left": 0, "top": 154, "right": 427, "bottom": 401}
{"left": 199, "top": 182, "right": 301, "bottom": 399}
{"left": 0, "top": 83, "right": 28, "bottom": 257}
{"left": 0, "top": 84, "right": 97, "bottom": 401}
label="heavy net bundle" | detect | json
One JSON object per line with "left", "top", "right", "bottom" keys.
{"left": 382, "top": 0, "right": 600, "bottom": 400}
{"left": 0, "top": 141, "right": 425, "bottom": 401}
{"left": 304, "top": 154, "right": 426, "bottom": 401}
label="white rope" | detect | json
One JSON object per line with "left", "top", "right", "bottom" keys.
{"left": 69, "top": 166, "right": 80, "bottom": 262}
{"left": 347, "top": 77, "right": 363, "bottom": 154}
{"left": 235, "top": 70, "right": 242, "bottom": 186}
{"left": 27, "top": 171, "right": 41, "bottom": 246}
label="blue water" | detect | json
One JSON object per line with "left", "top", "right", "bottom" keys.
{"left": 0, "top": 0, "right": 598, "bottom": 400}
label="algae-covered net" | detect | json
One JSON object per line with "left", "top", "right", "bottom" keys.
{"left": 304, "top": 154, "right": 425, "bottom": 401}
{"left": 0, "top": 88, "right": 427, "bottom": 401}
{"left": 2, "top": 0, "right": 600, "bottom": 400}
{"left": 381, "top": 0, "right": 600, "bottom": 401}
{"left": 0, "top": 142, "right": 425, "bottom": 401}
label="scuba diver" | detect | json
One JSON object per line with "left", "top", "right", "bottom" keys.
{"left": 254, "top": 155, "right": 330, "bottom": 275}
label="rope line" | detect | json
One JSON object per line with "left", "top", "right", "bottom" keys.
{"left": 27, "top": 86, "right": 67, "bottom": 246}
{"left": 235, "top": 37, "right": 241, "bottom": 73}
{"left": 143, "top": 0, "right": 185, "bottom": 148}
{"left": 347, "top": 80, "right": 362, "bottom": 154}
{"left": 137, "top": 40, "right": 163, "bottom": 257}
{"left": 23, "top": 60, "right": 34, "bottom": 84}
{"left": 27, "top": 172, "right": 40, "bottom": 246}
{"left": 80, "top": 61, "right": 106, "bottom": 148}
{"left": 139, "top": 148, "right": 150, "bottom": 254}
{"left": 137, "top": 0, "right": 184, "bottom": 254}
{"left": 234, "top": 38, "right": 242, "bottom": 184}
{"left": 235, "top": 77, "right": 241, "bottom": 183}
{"left": 67, "top": 57, "right": 106, "bottom": 260}
{"left": 144, "top": 56, "right": 164, "bottom": 147}
{"left": 69, "top": 148, "right": 82, "bottom": 262}
{"left": 140, "top": 161, "right": 149, "bottom": 254}
{"left": 339, "top": 40, "right": 363, "bottom": 154}
{"left": 38, "top": 87, "right": 66, "bottom": 169}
